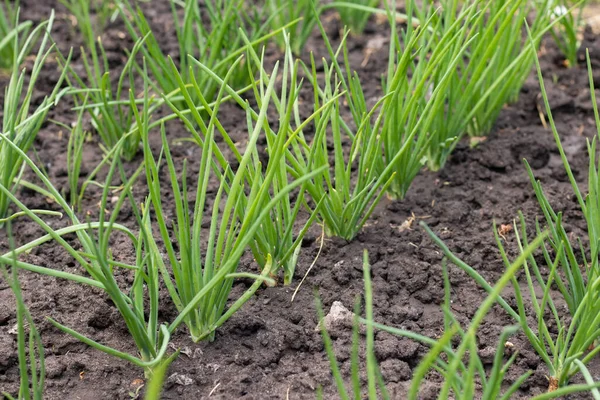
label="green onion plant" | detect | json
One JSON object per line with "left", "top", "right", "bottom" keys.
{"left": 161, "top": 31, "right": 329, "bottom": 284}
{"left": 140, "top": 53, "right": 326, "bottom": 340}
{"left": 57, "top": 19, "right": 154, "bottom": 160}
{"left": 318, "top": 243, "right": 600, "bottom": 399}
{"left": 546, "top": 0, "right": 588, "bottom": 67}
{"left": 266, "top": 0, "right": 318, "bottom": 55}
{"left": 117, "top": 0, "right": 283, "bottom": 112}
{"left": 390, "top": 0, "right": 555, "bottom": 178}
{"left": 0, "top": 134, "right": 173, "bottom": 376}
{"left": 59, "top": 0, "right": 117, "bottom": 36}
{"left": 52, "top": 96, "right": 88, "bottom": 210}
{"left": 1, "top": 223, "right": 46, "bottom": 400}
{"left": 284, "top": 13, "right": 435, "bottom": 238}
{"left": 379, "top": 0, "right": 474, "bottom": 199}
{"left": 0, "top": 2, "right": 33, "bottom": 71}
{"left": 334, "top": 0, "right": 379, "bottom": 34}
{"left": 423, "top": 48, "right": 600, "bottom": 390}
{"left": 0, "top": 12, "right": 70, "bottom": 224}
{"left": 240, "top": 33, "right": 326, "bottom": 284}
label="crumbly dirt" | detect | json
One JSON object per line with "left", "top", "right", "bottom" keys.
{"left": 1, "top": 1, "right": 600, "bottom": 399}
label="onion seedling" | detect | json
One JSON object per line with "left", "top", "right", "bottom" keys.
{"left": 0, "top": 2, "right": 33, "bottom": 71}
{"left": 319, "top": 244, "right": 600, "bottom": 399}
{"left": 0, "top": 132, "right": 173, "bottom": 376}
{"left": 424, "top": 214, "right": 600, "bottom": 396}
{"left": 386, "top": 0, "right": 553, "bottom": 176}
{"left": 266, "top": 0, "right": 318, "bottom": 55}
{"left": 57, "top": 21, "right": 156, "bottom": 161}
{"left": 52, "top": 96, "right": 89, "bottom": 210}
{"left": 334, "top": 0, "right": 379, "bottom": 34}
{"left": 378, "top": 0, "right": 478, "bottom": 199}
{"left": 316, "top": 250, "right": 388, "bottom": 399}
{"left": 0, "top": 12, "right": 70, "bottom": 225}
{"left": 240, "top": 33, "right": 326, "bottom": 284}
{"left": 1, "top": 223, "right": 45, "bottom": 400}
{"left": 546, "top": 0, "right": 588, "bottom": 68}
{"left": 500, "top": 47, "right": 600, "bottom": 392}
{"left": 117, "top": 0, "right": 284, "bottom": 113}
{"left": 161, "top": 31, "right": 330, "bottom": 284}
{"left": 140, "top": 55, "right": 325, "bottom": 341}
{"left": 295, "top": 3, "right": 450, "bottom": 221}
{"left": 289, "top": 34, "right": 391, "bottom": 239}
{"left": 423, "top": 62, "right": 600, "bottom": 391}
{"left": 384, "top": 0, "right": 557, "bottom": 177}
{"left": 59, "top": 0, "right": 117, "bottom": 36}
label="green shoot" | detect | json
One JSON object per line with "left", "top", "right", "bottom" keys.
{"left": 316, "top": 251, "right": 388, "bottom": 400}
{"left": 0, "top": 131, "right": 173, "bottom": 376}
{"left": 265, "top": 0, "right": 318, "bottom": 55}
{"left": 389, "top": 0, "right": 556, "bottom": 177}
{"left": 52, "top": 96, "right": 89, "bottom": 210}
{"left": 0, "top": 12, "right": 70, "bottom": 224}
{"left": 240, "top": 33, "right": 325, "bottom": 284}
{"left": 59, "top": 0, "right": 117, "bottom": 36}
{"left": 546, "top": 0, "right": 588, "bottom": 67}
{"left": 143, "top": 352, "right": 179, "bottom": 400}
{"left": 319, "top": 240, "right": 600, "bottom": 399}
{"left": 288, "top": 4, "right": 434, "bottom": 233}
{"left": 140, "top": 53, "right": 326, "bottom": 341}
{"left": 58, "top": 28, "right": 156, "bottom": 160}
{"left": 1, "top": 222, "right": 45, "bottom": 400}
{"left": 160, "top": 31, "right": 328, "bottom": 284}
{"left": 495, "top": 46, "right": 600, "bottom": 391}
{"left": 0, "top": 2, "right": 33, "bottom": 71}
{"left": 334, "top": 0, "right": 379, "bottom": 34}
{"left": 117, "top": 0, "right": 282, "bottom": 112}
{"left": 379, "top": 0, "right": 468, "bottom": 198}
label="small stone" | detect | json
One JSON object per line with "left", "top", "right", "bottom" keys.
{"left": 315, "top": 301, "right": 353, "bottom": 335}
{"left": 167, "top": 373, "right": 194, "bottom": 386}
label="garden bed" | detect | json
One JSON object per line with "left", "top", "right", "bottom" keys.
{"left": 1, "top": 1, "right": 600, "bottom": 399}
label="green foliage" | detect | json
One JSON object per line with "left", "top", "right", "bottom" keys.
{"left": 57, "top": 3, "right": 153, "bottom": 161}
{"left": 0, "top": 1, "right": 33, "bottom": 71}
{"left": 160, "top": 31, "right": 328, "bottom": 284}
{"left": 141, "top": 53, "right": 325, "bottom": 340}
{"left": 59, "top": 0, "right": 117, "bottom": 35}
{"left": 240, "top": 33, "right": 325, "bottom": 284}
{"left": 284, "top": 12, "right": 427, "bottom": 239}
{"left": 319, "top": 242, "right": 600, "bottom": 399}
{"left": 422, "top": 48, "right": 600, "bottom": 389}
{"left": 385, "top": 0, "right": 554, "bottom": 180}
{"left": 1, "top": 224, "right": 45, "bottom": 400}
{"left": 546, "top": 0, "right": 588, "bottom": 67}
{"left": 0, "top": 12, "right": 70, "bottom": 224}
{"left": 117, "top": 0, "right": 280, "bottom": 111}
{"left": 316, "top": 250, "right": 388, "bottom": 400}
{"left": 266, "top": 0, "right": 318, "bottom": 55}
{"left": 334, "top": 0, "right": 380, "bottom": 33}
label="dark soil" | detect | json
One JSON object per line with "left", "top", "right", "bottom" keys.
{"left": 1, "top": 1, "right": 600, "bottom": 399}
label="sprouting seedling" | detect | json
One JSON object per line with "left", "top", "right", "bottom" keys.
{"left": 0, "top": 11, "right": 71, "bottom": 225}
{"left": 333, "top": 0, "right": 379, "bottom": 34}
{"left": 139, "top": 49, "right": 327, "bottom": 341}
{"left": 117, "top": 0, "right": 290, "bottom": 114}
{"left": 546, "top": 0, "right": 588, "bottom": 68}
{"left": 0, "top": 2, "right": 34, "bottom": 71}
{"left": 1, "top": 222, "right": 46, "bottom": 400}
{"left": 159, "top": 29, "right": 333, "bottom": 285}
{"left": 0, "top": 129, "right": 173, "bottom": 376}
{"left": 318, "top": 241, "right": 600, "bottom": 399}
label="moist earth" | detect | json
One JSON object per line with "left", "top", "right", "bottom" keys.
{"left": 0, "top": 1, "right": 599, "bottom": 399}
